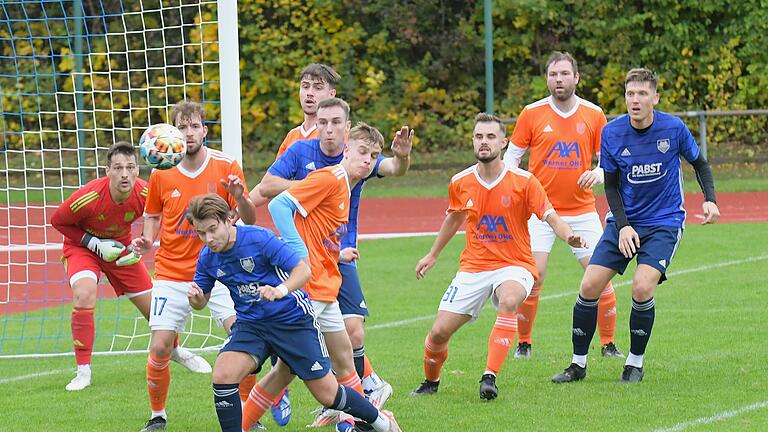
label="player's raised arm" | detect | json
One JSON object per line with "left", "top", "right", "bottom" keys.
{"left": 267, "top": 191, "right": 310, "bottom": 259}
{"left": 377, "top": 125, "right": 414, "bottom": 177}
{"left": 259, "top": 172, "right": 299, "bottom": 198}
{"left": 132, "top": 214, "right": 160, "bottom": 256}
{"left": 221, "top": 174, "right": 257, "bottom": 225}
{"left": 416, "top": 210, "right": 466, "bottom": 280}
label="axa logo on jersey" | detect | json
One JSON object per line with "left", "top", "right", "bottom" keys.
{"left": 543, "top": 141, "right": 583, "bottom": 170}
{"left": 476, "top": 215, "right": 513, "bottom": 242}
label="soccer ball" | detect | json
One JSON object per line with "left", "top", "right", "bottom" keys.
{"left": 139, "top": 123, "right": 187, "bottom": 170}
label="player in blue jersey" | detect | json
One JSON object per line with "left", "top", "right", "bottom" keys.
{"left": 552, "top": 68, "right": 720, "bottom": 384}
{"left": 239, "top": 97, "right": 413, "bottom": 425}
{"left": 185, "top": 194, "right": 401, "bottom": 432}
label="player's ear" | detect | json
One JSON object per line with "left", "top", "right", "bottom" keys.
{"left": 329, "top": 88, "right": 336, "bottom": 97}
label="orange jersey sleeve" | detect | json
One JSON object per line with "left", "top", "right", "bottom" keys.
{"left": 285, "top": 165, "right": 350, "bottom": 302}
{"left": 275, "top": 124, "right": 318, "bottom": 159}
{"left": 145, "top": 149, "right": 248, "bottom": 281}
{"left": 511, "top": 96, "right": 606, "bottom": 216}
{"left": 450, "top": 165, "right": 552, "bottom": 280}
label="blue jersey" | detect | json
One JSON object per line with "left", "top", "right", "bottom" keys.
{"left": 600, "top": 111, "right": 700, "bottom": 228}
{"left": 268, "top": 138, "right": 384, "bottom": 250}
{"left": 194, "top": 225, "right": 312, "bottom": 323}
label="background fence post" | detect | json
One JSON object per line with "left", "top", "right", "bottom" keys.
{"left": 699, "top": 111, "right": 708, "bottom": 160}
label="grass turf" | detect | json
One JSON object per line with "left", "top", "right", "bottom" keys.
{"left": 1, "top": 222, "right": 767, "bottom": 430}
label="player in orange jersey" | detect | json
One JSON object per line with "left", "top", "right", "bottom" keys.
{"left": 410, "top": 113, "right": 586, "bottom": 400}
{"left": 503, "top": 51, "right": 623, "bottom": 359}
{"left": 52, "top": 142, "right": 149, "bottom": 391}
{"left": 236, "top": 123, "right": 385, "bottom": 432}
{"left": 276, "top": 63, "right": 340, "bottom": 158}
{"left": 131, "top": 100, "right": 257, "bottom": 432}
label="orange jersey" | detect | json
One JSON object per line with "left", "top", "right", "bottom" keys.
{"left": 285, "top": 164, "right": 350, "bottom": 302}
{"left": 144, "top": 149, "right": 246, "bottom": 281}
{"left": 275, "top": 123, "right": 318, "bottom": 159}
{"left": 448, "top": 165, "right": 553, "bottom": 279}
{"left": 510, "top": 96, "right": 606, "bottom": 216}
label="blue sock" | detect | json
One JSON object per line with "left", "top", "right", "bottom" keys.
{"left": 213, "top": 383, "right": 241, "bottom": 432}
{"left": 353, "top": 346, "right": 366, "bottom": 379}
{"left": 629, "top": 297, "right": 655, "bottom": 357}
{"left": 330, "top": 385, "right": 378, "bottom": 424}
{"left": 572, "top": 295, "right": 599, "bottom": 357}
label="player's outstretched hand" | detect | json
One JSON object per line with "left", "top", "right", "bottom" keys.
{"left": 416, "top": 253, "right": 437, "bottom": 280}
{"left": 339, "top": 247, "right": 360, "bottom": 263}
{"left": 81, "top": 233, "right": 125, "bottom": 262}
{"left": 566, "top": 233, "right": 587, "bottom": 249}
{"left": 221, "top": 174, "right": 246, "bottom": 199}
{"left": 257, "top": 285, "right": 284, "bottom": 302}
{"left": 131, "top": 236, "right": 153, "bottom": 256}
{"left": 701, "top": 201, "right": 720, "bottom": 225}
{"left": 577, "top": 170, "right": 601, "bottom": 189}
{"left": 187, "top": 283, "right": 207, "bottom": 310}
{"left": 618, "top": 226, "right": 640, "bottom": 259}
{"left": 391, "top": 126, "right": 415, "bottom": 159}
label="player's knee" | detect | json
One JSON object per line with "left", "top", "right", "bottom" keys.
{"left": 71, "top": 285, "right": 97, "bottom": 307}
{"left": 579, "top": 277, "right": 604, "bottom": 298}
{"left": 496, "top": 295, "right": 521, "bottom": 314}
{"left": 428, "top": 326, "right": 453, "bottom": 344}
{"left": 149, "top": 336, "right": 174, "bottom": 358}
{"left": 346, "top": 326, "right": 365, "bottom": 348}
{"left": 211, "top": 366, "right": 237, "bottom": 384}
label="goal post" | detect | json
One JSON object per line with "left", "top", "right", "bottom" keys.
{"left": 0, "top": 0, "right": 242, "bottom": 358}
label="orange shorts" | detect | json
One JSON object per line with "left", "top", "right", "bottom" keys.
{"left": 62, "top": 245, "right": 152, "bottom": 297}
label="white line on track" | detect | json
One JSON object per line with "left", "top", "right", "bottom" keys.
{"left": 652, "top": 400, "right": 768, "bottom": 432}
{"left": 368, "top": 254, "right": 768, "bottom": 331}
{"left": 0, "top": 368, "right": 70, "bottom": 384}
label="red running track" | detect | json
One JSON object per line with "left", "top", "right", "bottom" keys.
{"left": 2, "top": 192, "right": 766, "bottom": 315}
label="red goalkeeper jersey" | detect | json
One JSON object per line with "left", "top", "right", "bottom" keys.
{"left": 51, "top": 176, "right": 148, "bottom": 248}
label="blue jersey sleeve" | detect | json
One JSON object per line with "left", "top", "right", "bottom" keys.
{"left": 268, "top": 145, "right": 300, "bottom": 179}
{"left": 267, "top": 192, "right": 310, "bottom": 258}
{"left": 261, "top": 232, "right": 303, "bottom": 278}
{"left": 372, "top": 154, "right": 384, "bottom": 179}
{"left": 599, "top": 130, "right": 618, "bottom": 172}
{"left": 677, "top": 123, "right": 700, "bottom": 162}
{"left": 193, "top": 249, "right": 216, "bottom": 294}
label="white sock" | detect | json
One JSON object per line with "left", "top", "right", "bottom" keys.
{"left": 572, "top": 354, "right": 587, "bottom": 368}
{"left": 151, "top": 410, "right": 167, "bottom": 420}
{"left": 625, "top": 352, "right": 644, "bottom": 368}
{"left": 371, "top": 413, "right": 390, "bottom": 432}
{"left": 483, "top": 370, "right": 496, "bottom": 376}
{"left": 77, "top": 364, "right": 91, "bottom": 375}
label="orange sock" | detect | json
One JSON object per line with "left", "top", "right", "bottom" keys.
{"left": 486, "top": 313, "right": 518, "bottom": 374}
{"left": 242, "top": 383, "right": 276, "bottom": 431}
{"left": 71, "top": 307, "right": 95, "bottom": 366}
{"left": 146, "top": 353, "right": 171, "bottom": 414}
{"left": 423, "top": 335, "right": 448, "bottom": 382}
{"left": 239, "top": 374, "right": 257, "bottom": 404}
{"left": 337, "top": 371, "right": 364, "bottom": 395}
{"left": 598, "top": 283, "right": 617, "bottom": 345}
{"left": 516, "top": 285, "right": 540, "bottom": 344}
{"left": 363, "top": 354, "right": 374, "bottom": 378}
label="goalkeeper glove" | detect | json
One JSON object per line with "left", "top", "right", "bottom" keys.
{"left": 116, "top": 251, "right": 141, "bottom": 266}
{"left": 81, "top": 233, "right": 125, "bottom": 262}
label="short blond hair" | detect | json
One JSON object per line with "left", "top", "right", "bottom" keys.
{"left": 348, "top": 122, "right": 384, "bottom": 151}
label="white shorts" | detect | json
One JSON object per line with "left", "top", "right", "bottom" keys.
{"left": 310, "top": 300, "right": 346, "bottom": 333}
{"left": 529, "top": 212, "right": 603, "bottom": 259}
{"left": 148, "top": 280, "right": 236, "bottom": 332}
{"left": 438, "top": 266, "right": 535, "bottom": 323}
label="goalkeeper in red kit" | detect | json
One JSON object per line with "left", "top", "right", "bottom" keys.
{"left": 51, "top": 141, "right": 208, "bottom": 392}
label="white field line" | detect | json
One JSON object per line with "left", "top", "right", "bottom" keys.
{"left": 653, "top": 400, "right": 768, "bottom": 432}
{"left": 367, "top": 254, "right": 768, "bottom": 331}
{"left": 0, "top": 368, "right": 70, "bottom": 384}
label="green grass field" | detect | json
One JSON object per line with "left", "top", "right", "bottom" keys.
{"left": 1, "top": 222, "right": 767, "bottom": 431}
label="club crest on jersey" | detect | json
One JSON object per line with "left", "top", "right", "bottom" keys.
{"left": 576, "top": 122, "right": 586, "bottom": 135}
{"left": 500, "top": 195, "right": 511, "bottom": 208}
{"left": 657, "top": 139, "right": 670, "bottom": 154}
{"left": 240, "top": 257, "right": 255, "bottom": 273}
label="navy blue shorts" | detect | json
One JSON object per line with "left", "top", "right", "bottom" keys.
{"left": 589, "top": 222, "right": 683, "bottom": 284}
{"left": 337, "top": 262, "right": 369, "bottom": 318}
{"left": 220, "top": 314, "right": 331, "bottom": 380}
